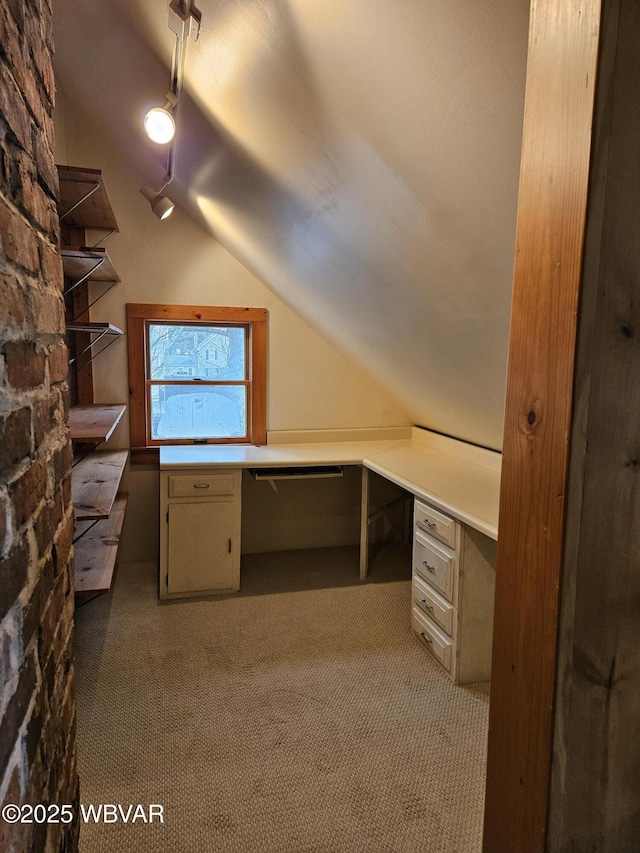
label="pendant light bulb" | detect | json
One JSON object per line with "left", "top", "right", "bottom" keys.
{"left": 144, "top": 107, "right": 176, "bottom": 144}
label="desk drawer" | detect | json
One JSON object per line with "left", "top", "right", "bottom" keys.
{"left": 168, "top": 473, "right": 236, "bottom": 498}
{"left": 414, "top": 499, "right": 457, "bottom": 549}
{"left": 413, "top": 530, "right": 455, "bottom": 602}
{"left": 412, "top": 606, "right": 453, "bottom": 672}
{"left": 412, "top": 573, "right": 453, "bottom": 635}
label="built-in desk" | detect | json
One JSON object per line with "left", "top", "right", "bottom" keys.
{"left": 159, "top": 427, "right": 501, "bottom": 682}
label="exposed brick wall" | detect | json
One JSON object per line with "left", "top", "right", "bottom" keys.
{"left": 0, "top": 0, "right": 78, "bottom": 851}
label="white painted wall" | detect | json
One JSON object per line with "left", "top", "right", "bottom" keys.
{"left": 53, "top": 0, "right": 529, "bottom": 452}
{"left": 54, "top": 90, "right": 411, "bottom": 560}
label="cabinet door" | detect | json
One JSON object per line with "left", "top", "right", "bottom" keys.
{"left": 168, "top": 500, "right": 236, "bottom": 594}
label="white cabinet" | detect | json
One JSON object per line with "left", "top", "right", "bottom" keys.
{"left": 160, "top": 468, "right": 241, "bottom": 599}
{"left": 411, "top": 498, "right": 496, "bottom": 684}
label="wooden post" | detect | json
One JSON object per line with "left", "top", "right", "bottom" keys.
{"left": 483, "top": 1, "right": 603, "bottom": 849}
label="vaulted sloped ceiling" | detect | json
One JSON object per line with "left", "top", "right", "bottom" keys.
{"left": 53, "top": 0, "right": 529, "bottom": 450}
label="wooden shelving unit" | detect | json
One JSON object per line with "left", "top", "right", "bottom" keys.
{"left": 57, "top": 165, "right": 119, "bottom": 238}
{"left": 57, "top": 164, "right": 127, "bottom": 599}
{"left": 74, "top": 494, "right": 128, "bottom": 596}
{"left": 61, "top": 247, "right": 120, "bottom": 312}
{"left": 69, "top": 404, "right": 126, "bottom": 444}
{"left": 66, "top": 322, "right": 123, "bottom": 335}
{"left": 72, "top": 449, "right": 128, "bottom": 520}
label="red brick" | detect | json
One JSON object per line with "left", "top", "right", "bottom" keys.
{"left": 39, "top": 240, "right": 62, "bottom": 290}
{"left": 29, "top": 20, "right": 55, "bottom": 109}
{"left": 5, "top": 0, "right": 24, "bottom": 29}
{"left": 0, "top": 273, "right": 25, "bottom": 328}
{"left": 32, "top": 388, "right": 61, "bottom": 448}
{"left": 11, "top": 56, "right": 41, "bottom": 129}
{"left": 40, "top": 576, "right": 65, "bottom": 666}
{"left": 9, "top": 459, "right": 46, "bottom": 527}
{"left": 20, "top": 165, "right": 55, "bottom": 234}
{"left": 0, "top": 0, "right": 19, "bottom": 50}
{"left": 0, "top": 763, "right": 22, "bottom": 852}
{"left": 52, "top": 595, "right": 74, "bottom": 666}
{"left": 0, "top": 622, "right": 15, "bottom": 705}
{"left": 0, "top": 406, "right": 31, "bottom": 471}
{"left": 4, "top": 339, "right": 45, "bottom": 388}
{"left": 0, "top": 537, "right": 29, "bottom": 620}
{"left": 48, "top": 342, "right": 68, "bottom": 383}
{"left": 0, "top": 64, "right": 31, "bottom": 152}
{"left": 22, "top": 558, "right": 54, "bottom": 647}
{"left": 52, "top": 511, "right": 74, "bottom": 575}
{"left": 32, "top": 132, "right": 57, "bottom": 199}
{"left": 0, "top": 653, "right": 38, "bottom": 779}
{"left": 30, "top": 285, "right": 64, "bottom": 335}
{"left": 0, "top": 197, "right": 39, "bottom": 272}
{"left": 15, "top": 125, "right": 59, "bottom": 240}
{"left": 52, "top": 441, "right": 72, "bottom": 484}
{"left": 34, "top": 496, "right": 63, "bottom": 558}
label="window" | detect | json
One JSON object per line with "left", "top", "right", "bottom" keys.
{"left": 127, "top": 304, "right": 267, "bottom": 457}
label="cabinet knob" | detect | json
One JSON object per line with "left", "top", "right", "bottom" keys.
{"left": 420, "top": 632, "right": 432, "bottom": 645}
{"left": 421, "top": 599, "right": 434, "bottom": 612}
{"left": 424, "top": 519, "right": 437, "bottom": 529}
{"left": 423, "top": 560, "right": 436, "bottom": 573}
{"left": 193, "top": 483, "right": 210, "bottom": 489}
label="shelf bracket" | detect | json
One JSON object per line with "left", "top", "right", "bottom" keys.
{"left": 72, "top": 441, "right": 103, "bottom": 468}
{"left": 63, "top": 256, "right": 106, "bottom": 295}
{"left": 71, "top": 280, "right": 119, "bottom": 320}
{"left": 58, "top": 180, "right": 100, "bottom": 222}
{"left": 69, "top": 330, "right": 122, "bottom": 372}
{"left": 89, "top": 228, "right": 116, "bottom": 248}
{"left": 73, "top": 518, "right": 101, "bottom": 544}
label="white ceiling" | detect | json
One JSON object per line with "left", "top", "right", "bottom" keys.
{"left": 53, "top": 0, "right": 529, "bottom": 450}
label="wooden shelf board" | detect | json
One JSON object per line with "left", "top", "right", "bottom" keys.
{"left": 72, "top": 449, "right": 128, "bottom": 520}
{"left": 56, "top": 165, "right": 119, "bottom": 232}
{"left": 61, "top": 247, "right": 120, "bottom": 283}
{"left": 66, "top": 322, "right": 124, "bottom": 335}
{"left": 74, "top": 493, "right": 128, "bottom": 596}
{"left": 69, "top": 405, "right": 126, "bottom": 443}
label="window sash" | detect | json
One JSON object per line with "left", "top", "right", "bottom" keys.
{"left": 126, "top": 303, "right": 267, "bottom": 456}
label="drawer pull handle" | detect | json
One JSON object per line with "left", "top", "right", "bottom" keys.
{"left": 193, "top": 483, "right": 210, "bottom": 489}
{"left": 420, "top": 632, "right": 432, "bottom": 645}
{"left": 423, "top": 560, "right": 436, "bottom": 573}
{"left": 421, "top": 599, "right": 434, "bottom": 612}
{"left": 423, "top": 519, "right": 437, "bottom": 529}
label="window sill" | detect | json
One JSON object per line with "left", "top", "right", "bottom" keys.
{"left": 130, "top": 447, "right": 160, "bottom": 466}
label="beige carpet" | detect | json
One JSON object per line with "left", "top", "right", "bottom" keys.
{"left": 74, "top": 546, "right": 489, "bottom": 852}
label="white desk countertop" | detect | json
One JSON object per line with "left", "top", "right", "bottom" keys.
{"left": 364, "top": 442, "right": 500, "bottom": 540}
{"left": 160, "top": 428, "right": 501, "bottom": 540}
{"left": 160, "top": 439, "right": 402, "bottom": 469}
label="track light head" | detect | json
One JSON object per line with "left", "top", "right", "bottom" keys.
{"left": 144, "top": 107, "right": 176, "bottom": 144}
{"left": 140, "top": 184, "right": 175, "bottom": 220}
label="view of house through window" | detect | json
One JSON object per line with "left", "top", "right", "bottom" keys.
{"left": 148, "top": 323, "right": 248, "bottom": 439}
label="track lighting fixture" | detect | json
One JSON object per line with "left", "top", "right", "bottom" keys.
{"left": 140, "top": 183, "right": 175, "bottom": 220}
{"left": 141, "top": 1, "right": 201, "bottom": 220}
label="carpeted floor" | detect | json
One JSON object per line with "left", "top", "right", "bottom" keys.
{"left": 74, "top": 545, "right": 489, "bottom": 852}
